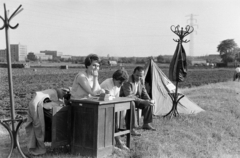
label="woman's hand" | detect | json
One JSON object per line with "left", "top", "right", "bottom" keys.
{"left": 93, "top": 89, "right": 105, "bottom": 96}
{"left": 92, "top": 69, "right": 99, "bottom": 77}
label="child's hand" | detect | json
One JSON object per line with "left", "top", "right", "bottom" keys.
{"left": 97, "top": 89, "right": 105, "bottom": 95}
{"left": 100, "top": 89, "right": 105, "bottom": 94}
{"left": 105, "top": 89, "right": 110, "bottom": 94}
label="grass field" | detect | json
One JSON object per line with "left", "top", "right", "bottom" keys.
{"left": 0, "top": 66, "right": 239, "bottom": 158}
{"left": 130, "top": 81, "right": 240, "bottom": 158}
{"left": 1, "top": 81, "right": 240, "bottom": 158}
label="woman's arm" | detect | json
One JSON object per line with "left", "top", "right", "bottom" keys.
{"left": 91, "top": 70, "right": 104, "bottom": 94}
{"left": 92, "top": 76, "right": 100, "bottom": 93}
{"left": 77, "top": 74, "right": 98, "bottom": 96}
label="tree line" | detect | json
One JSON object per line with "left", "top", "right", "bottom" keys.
{"left": 217, "top": 39, "right": 240, "bottom": 64}
{"left": 24, "top": 38, "right": 239, "bottom": 65}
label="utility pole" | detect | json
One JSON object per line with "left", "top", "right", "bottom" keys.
{"left": 186, "top": 14, "right": 198, "bottom": 57}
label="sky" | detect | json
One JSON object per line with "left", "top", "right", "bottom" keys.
{"left": 0, "top": 0, "right": 240, "bottom": 57}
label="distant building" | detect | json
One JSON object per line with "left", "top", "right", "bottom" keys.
{"left": 40, "top": 50, "right": 62, "bottom": 60}
{"left": 27, "top": 52, "right": 52, "bottom": 61}
{"left": 0, "top": 49, "right": 6, "bottom": 61}
{"left": 108, "top": 60, "right": 118, "bottom": 66}
{"left": 11, "top": 44, "right": 27, "bottom": 62}
{"left": 60, "top": 55, "right": 72, "bottom": 60}
{"left": 27, "top": 52, "right": 36, "bottom": 61}
{"left": 190, "top": 59, "right": 207, "bottom": 66}
{"left": 35, "top": 53, "right": 53, "bottom": 60}
{"left": 0, "top": 44, "right": 27, "bottom": 62}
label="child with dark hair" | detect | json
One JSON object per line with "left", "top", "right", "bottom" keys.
{"left": 100, "top": 69, "right": 130, "bottom": 151}
{"left": 101, "top": 69, "right": 129, "bottom": 97}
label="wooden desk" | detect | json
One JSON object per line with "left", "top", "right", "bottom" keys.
{"left": 70, "top": 97, "right": 134, "bottom": 158}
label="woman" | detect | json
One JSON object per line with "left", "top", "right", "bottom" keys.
{"left": 71, "top": 54, "right": 104, "bottom": 99}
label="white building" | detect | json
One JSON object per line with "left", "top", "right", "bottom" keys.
{"left": 60, "top": 55, "right": 72, "bottom": 60}
{"left": 40, "top": 50, "right": 62, "bottom": 59}
{"left": 35, "top": 53, "right": 53, "bottom": 60}
{"left": 0, "top": 44, "right": 27, "bottom": 62}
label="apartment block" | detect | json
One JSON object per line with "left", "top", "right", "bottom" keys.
{"left": 0, "top": 44, "right": 27, "bottom": 62}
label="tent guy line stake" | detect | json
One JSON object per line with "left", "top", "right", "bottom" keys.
{"left": 0, "top": 3, "right": 27, "bottom": 158}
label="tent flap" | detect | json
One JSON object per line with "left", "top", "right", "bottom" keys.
{"left": 144, "top": 59, "right": 204, "bottom": 115}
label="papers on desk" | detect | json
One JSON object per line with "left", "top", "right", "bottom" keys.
{"left": 79, "top": 96, "right": 99, "bottom": 100}
{"left": 99, "top": 94, "right": 115, "bottom": 101}
{"left": 75, "top": 94, "right": 116, "bottom": 101}
{"left": 89, "top": 96, "right": 99, "bottom": 100}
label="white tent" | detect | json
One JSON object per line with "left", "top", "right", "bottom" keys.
{"left": 144, "top": 59, "right": 204, "bottom": 115}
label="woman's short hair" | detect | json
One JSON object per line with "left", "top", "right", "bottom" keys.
{"left": 84, "top": 54, "right": 99, "bottom": 68}
{"left": 112, "top": 69, "right": 129, "bottom": 83}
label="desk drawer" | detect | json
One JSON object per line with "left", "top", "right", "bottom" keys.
{"left": 115, "top": 102, "right": 130, "bottom": 112}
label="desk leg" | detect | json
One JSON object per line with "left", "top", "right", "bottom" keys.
{"left": 119, "top": 111, "right": 121, "bottom": 129}
{"left": 126, "top": 102, "right": 132, "bottom": 148}
{"left": 113, "top": 111, "right": 116, "bottom": 146}
{"left": 115, "top": 112, "right": 119, "bottom": 133}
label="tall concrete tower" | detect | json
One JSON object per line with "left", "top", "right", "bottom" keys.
{"left": 186, "top": 14, "right": 198, "bottom": 57}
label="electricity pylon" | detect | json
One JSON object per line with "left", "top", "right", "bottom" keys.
{"left": 186, "top": 14, "right": 198, "bottom": 57}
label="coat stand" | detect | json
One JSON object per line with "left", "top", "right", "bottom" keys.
{"left": 0, "top": 4, "right": 27, "bottom": 158}
{"left": 163, "top": 25, "right": 194, "bottom": 119}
